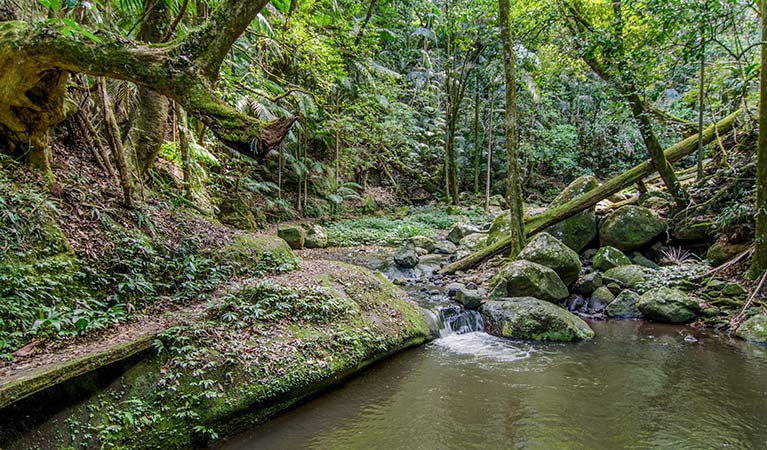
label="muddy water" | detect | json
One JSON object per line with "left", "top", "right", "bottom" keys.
{"left": 216, "top": 320, "right": 767, "bottom": 450}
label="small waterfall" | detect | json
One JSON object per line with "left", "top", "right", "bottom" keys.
{"left": 438, "top": 305, "right": 484, "bottom": 337}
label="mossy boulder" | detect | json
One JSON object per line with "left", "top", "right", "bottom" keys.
{"left": 637, "top": 287, "right": 700, "bottom": 323}
{"left": 672, "top": 217, "right": 715, "bottom": 241}
{"left": 277, "top": 225, "right": 306, "bottom": 249}
{"left": 735, "top": 314, "right": 767, "bottom": 345}
{"left": 706, "top": 240, "right": 751, "bottom": 267}
{"left": 447, "top": 222, "right": 480, "bottom": 245}
{"left": 589, "top": 286, "right": 615, "bottom": 313}
{"left": 592, "top": 246, "right": 632, "bottom": 271}
{"left": 409, "top": 235, "right": 436, "bottom": 252}
{"left": 573, "top": 272, "right": 603, "bottom": 295}
{"left": 517, "top": 232, "right": 582, "bottom": 285}
{"left": 605, "top": 290, "right": 643, "bottom": 319}
{"left": 6, "top": 262, "right": 433, "bottom": 450}
{"left": 458, "top": 232, "right": 488, "bottom": 253}
{"left": 599, "top": 206, "right": 667, "bottom": 251}
{"left": 481, "top": 298, "right": 595, "bottom": 342}
{"left": 603, "top": 265, "right": 648, "bottom": 290}
{"left": 218, "top": 234, "right": 300, "bottom": 273}
{"left": 487, "top": 211, "right": 514, "bottom": 246}
{"left": 544, "top": 175, "right": 601, "bottom": 252}
{"left": 489, "top": 260, "right": 569, "bottom": 302}
{"left": 303, "top": 224, "right": 328, "bottom": 248}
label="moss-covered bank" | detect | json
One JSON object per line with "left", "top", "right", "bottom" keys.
{"left": 3, "top": 261, "right": 433, "bottom": 449}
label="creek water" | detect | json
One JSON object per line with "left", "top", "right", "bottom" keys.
{"left": 217, "top": 318, "right": 767, "bottom": 450}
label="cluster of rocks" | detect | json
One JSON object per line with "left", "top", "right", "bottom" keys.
{"left": 392, "top": 220, "right": 488, "bottom": 270}
{"left": 277, "top": 223, "right": 328, "bottom": 249}
{"left": 439, "top": 175, "right": 756, "bottom": 343}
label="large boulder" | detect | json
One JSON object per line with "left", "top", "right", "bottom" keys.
{"left": 277, "top": 225, "right": 306, "bottom": 250}
{"left": 637, "top": 287, "right": 700, "bottom": 323}
{"left": 447, "top": 222, "right": 480, "bottom": 245}
{"left": 433, "top": 239, "right": 457, "bottom": 255}
{"left": 605, "top": 290, "right": 643, "bottom": 319}
{"left": 303, "top": 224, "right": 328, "bottom": 248}
{"left": 394, "top": 242, "right": 419, "bottom": 268}
{"left": 455, "top": 287, "right": 483, "bottom": 309}
{"left": 489, "top": 260, "right": 569, "bottom": 302}
{"left": 706, "top": 240, "right": 751, "bottom": 267}
{"left": 735, "top": 314, "right": 767, "bottom": 345}
{"left": 518, "top": 232, "right": 582, "bottom": 285}
{"left": 603, "top": 265, "right": 648, "bottom": 290}
{"left": 459, "top": 232, "right": 488, "bottom": 253}
{"left": 481, "top": 298, "right": 595, "bottom": 342}
{"left": 599, "top": 206, "right": 667, "bottom": 251}
{"left": 592, "top": 246, "right": 632, "bottom": 271}
{"left": 544, "top": 175, "right": 601, "bottom": 252}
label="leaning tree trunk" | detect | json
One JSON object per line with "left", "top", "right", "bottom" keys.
{"left": 0, "top": 0, "right": 294, "bottom": 177}
{"left": 498, "top": 0, "right": 525, "bottom": 257}
{"left": 626, "top": 92, "right": 689, "bottom": 209}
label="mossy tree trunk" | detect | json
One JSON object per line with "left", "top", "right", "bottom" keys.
{"left": 0, "top": 0, "right": 293, "bottom": 176}
{"left": 751, "top": 0, "right": 767, "bottom": 278}
{"left": 498, "top": 0, "right": 525, "bottom": 258}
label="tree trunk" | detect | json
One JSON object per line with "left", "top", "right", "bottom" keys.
{"left": 485, "top": 89, "right": 495, "bottom": 212}
{"left": 751, "top": 0, "right": 767, "bottom": 278}
{"left": 626, "top": 92, "right": 688, "bottom": 209}
{"left": 134, "top": 0, "right": 169, "bottom": 177}
{"left": 175, "top": 102, "right": 191, "bottom": 199}
{"left": 498, "top": 0, "right": 525, "bottom": 257}
{"left": 473, "top": 81, "right": 481, "bottom": 194}
{"left": 697, "top": 39, "right": 705, "bottom": 181}
{"left": 97, "top": 78, "right": 133, "bottom": 208}
{"left": 441, "top": 109, "right": 742, "bottom": 274}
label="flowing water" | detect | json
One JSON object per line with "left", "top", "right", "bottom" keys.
{"left": 217, "top": 319, "right": 767, "bottom": 450}
{"left": 215, "top": 251, "right": 767, "bottom": 449}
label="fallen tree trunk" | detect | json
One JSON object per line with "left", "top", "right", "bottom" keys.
{"left": 441, "top": 109, "right": 743, "bottom": 275}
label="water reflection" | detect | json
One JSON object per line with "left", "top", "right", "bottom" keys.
{"left": 217, "top": 321, "right": 767, "bottom": 450}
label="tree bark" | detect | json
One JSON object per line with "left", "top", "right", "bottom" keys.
{"left": 0, "top": 1, "right": 292, "bottom": 170}
{"left": 473, "top": 79, "right": 481, "bottom": 194}
{"left": 441, "top": 109, "right": 742, "bottom": 274}
{"left": 498, "top": 0, "right": 525, "bottom": 257}
{"left": 134, "top": 0, "right": 169, "bottom": 177}
{"left": 751, "top": 0, "right": 767, "bottom": 277}
{"left": 485, "top": 90, "right": 495, "bottom": 212}
{"left": 175, "top": 102, "right": 191, "bottom": 199}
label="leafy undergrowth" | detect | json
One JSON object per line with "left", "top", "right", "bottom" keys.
{"left": 0, "top": 159, "right": 298, "bottom": 361}
{"left": 324, "top": 206, "right": 488, "bottom": 247}
{"left": 25, "top": 264, "right": 430, "bottom": 450}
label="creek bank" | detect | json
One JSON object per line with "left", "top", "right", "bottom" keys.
{"left": 2, "top": 252, "right": 434, "bottom": 450}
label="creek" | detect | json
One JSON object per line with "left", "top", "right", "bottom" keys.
{"left": 216, "top": 255, "right": 767, "bottom": 450}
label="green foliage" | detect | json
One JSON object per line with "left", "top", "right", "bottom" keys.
{"left": 323, "top": 206, "right": 487, "bottom": 247}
